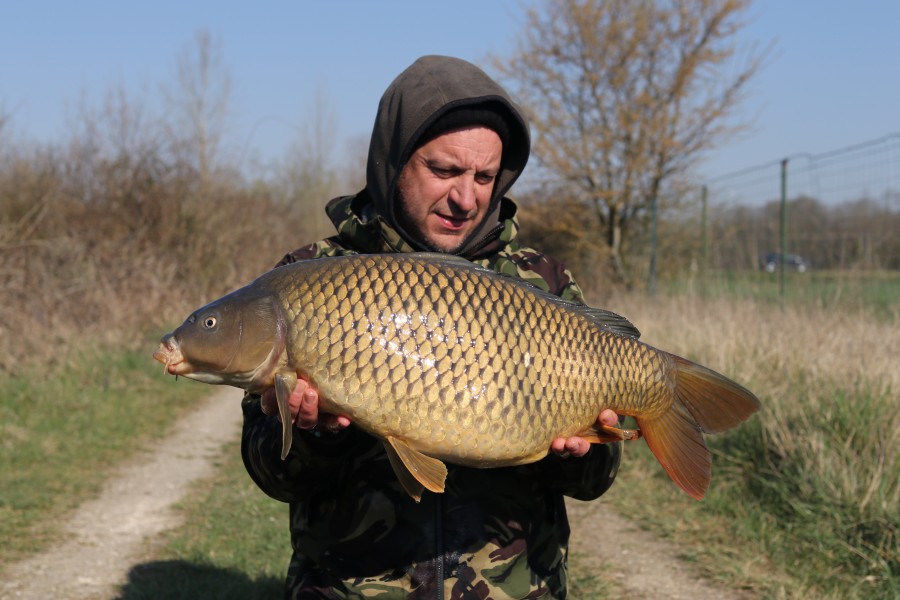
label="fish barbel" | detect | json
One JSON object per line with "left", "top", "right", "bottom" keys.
{"left": 154, "top": 253, "right": 760, "bottom": 501}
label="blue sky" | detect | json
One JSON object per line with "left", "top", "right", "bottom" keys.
{"left": 2, "top": 1, "right": 899, "bottom": 182}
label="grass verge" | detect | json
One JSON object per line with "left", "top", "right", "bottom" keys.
{"left": 115, "top": 446, "right": 287, "bottom": 600}
{"left": 602, "top": 292, "right": 899, "bottom": 599}
{"left": 666, "top": 269, "right": 900, "bottom": 318}
{"left": 0, "top": 340, "right": 209, "bottom": 569}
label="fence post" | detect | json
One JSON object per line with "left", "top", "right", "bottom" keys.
{"left": 648, "top": 195, "right": 658, "bottom": 296}
{"left": 701, "top": 184, "right": 708, "bottom": 293}
{"left": 780, "top": 158, "right": 788, "bottom": 308}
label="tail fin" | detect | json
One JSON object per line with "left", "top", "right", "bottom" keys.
{"left": 670, "top": 356, "right": 761, "bottom": 434}
{"left": 636, "top": 355, "right": 760, "bottom": 500}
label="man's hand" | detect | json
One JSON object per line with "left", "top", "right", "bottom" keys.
{"left": 550, "top": 409, "right": 619, "bottom": 458}
{"left": 261, "top": 378, "right": 351, "bottom": 433}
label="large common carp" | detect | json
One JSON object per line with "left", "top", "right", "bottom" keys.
{"left": 154, "top": 253, "right": 759, "bottom": 501}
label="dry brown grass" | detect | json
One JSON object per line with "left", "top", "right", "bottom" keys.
{"left": 607, "top": 292, "right": 900, "bottom": 391}
{"left": 595, "top": 290, "right": 899, "bottom": 597}
{"left": 608, "top": 290, "right": 900, "bottom": 508}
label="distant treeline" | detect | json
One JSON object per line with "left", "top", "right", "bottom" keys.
{"left": 709, "top": 195, "right": 900, "bottom": 271}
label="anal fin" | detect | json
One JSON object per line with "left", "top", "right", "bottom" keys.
{"left": 578, "top": 424, "right": 642, "bottom": 444}
{"left": 383, "top": 436, "right": 447, "bottom": 502}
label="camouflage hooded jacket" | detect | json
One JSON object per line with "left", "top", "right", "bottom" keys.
{"left": 241, "top": 195, "right": 621, "bottom": 600}
{"left": 241, "top": 56, "right": 620, "bottom": 599}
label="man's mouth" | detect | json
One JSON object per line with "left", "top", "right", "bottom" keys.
{"left": 435, "top": 214, "right": 470, "bottom": 230}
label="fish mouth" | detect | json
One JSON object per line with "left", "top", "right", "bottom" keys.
{"left": 163, "top": 358, "right": 187, "bottom": 375}
{"left": 153, "top": 336, "right": 188, "bottom": 375}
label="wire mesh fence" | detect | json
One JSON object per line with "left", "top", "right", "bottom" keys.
{"left": 702, "top": 133, "right": 900, "bottom": 274}
{"left": 629, "top": 133, "right": 900, "bottom": 310}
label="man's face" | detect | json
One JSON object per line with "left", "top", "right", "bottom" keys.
{"left": 395, "top": 126, "right": 502, "bottom": 253}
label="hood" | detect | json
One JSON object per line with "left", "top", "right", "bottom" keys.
{"left": 324, "top": 192, "right": 523, "bottom": 260}
{"left": 365, "top": 55, "right": 531, "bottom": 254}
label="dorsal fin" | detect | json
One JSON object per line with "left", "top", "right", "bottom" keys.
{"left": 573, "top": 305, "right": 641, "bottom": 339}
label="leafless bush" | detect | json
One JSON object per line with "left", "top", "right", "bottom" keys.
{"left": 0, "top": 129, "right": 323, "bottom": 374}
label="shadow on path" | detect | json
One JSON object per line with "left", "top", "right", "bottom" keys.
{"left": 115, "top": 560, "right": 282, "bottom": 600}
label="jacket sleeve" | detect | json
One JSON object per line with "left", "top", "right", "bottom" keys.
{"left": 241, "top": 392, "right": 381, "bottom": 503}
{"left": 532, "top": 441, "right": 621, "bottom": 500}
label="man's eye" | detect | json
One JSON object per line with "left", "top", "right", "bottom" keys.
{"left": 475, "top": 173, "right": 496, "bottom": 184}
{"left": 431, "top": 166, "right": 455, "bottom": 177}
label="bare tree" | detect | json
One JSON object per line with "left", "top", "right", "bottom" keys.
{"left": 162, "top": 29, "right": 232, "bottom": 189}
{"left": 495, "top": 0, "right": 764, "bottom": 283}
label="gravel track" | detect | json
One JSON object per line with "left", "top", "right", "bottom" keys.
{"left": 1, "top": 389, "right": 744, "bottom": 599}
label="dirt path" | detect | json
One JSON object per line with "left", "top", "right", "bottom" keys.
{"left": 0, "top": 388, "right": 243, "bottom": 600}
{"left": 566, "top": 499, "right": 748, "bottom": 599}
{"left": 1, "top": 390, "right": 743, "bottom": 600}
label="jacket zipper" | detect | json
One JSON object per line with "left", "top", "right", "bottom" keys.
{"left": 436, "top": 494, "right": 444, "bottom": 600}
{"left": 457, "top": 222, "right": 504, "bottom": 258}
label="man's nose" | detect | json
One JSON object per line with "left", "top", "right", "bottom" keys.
{"left": 449, "top": 176, "right": 477, "bottom": 211}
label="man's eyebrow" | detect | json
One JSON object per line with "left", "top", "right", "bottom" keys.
{"left": 425, "top": 158, "right": 460, "bottom": 171}
{"left": 425, "top": 158, "right": 498, "bottom": 173}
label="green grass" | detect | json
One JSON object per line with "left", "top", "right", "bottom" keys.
{"left": 609, "top": 400, "right": 898, "bottom": 599}
{"left": 734, "top": 381, "right": 897, "bottom": 597}
{"left": 115, "top": 447, "right": 287, "bottom": 599}
{"left": 0, "top": 341, "right": 209, "bottom": 568}
{"left": 567, "top": 562, "right": 617, "bottom": 600}
{"left": 666, "top": 269, "right": 900, "bottom": 317}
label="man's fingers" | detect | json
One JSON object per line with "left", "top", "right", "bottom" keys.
{"left": 295, "top": 384, "right": 319, "bottom": 430}
{"left": 550, "top": 438, "right": 567, "bottom": 455}
{"left": 261, "top": 379, "right": 349, "bottom": 434}
{"left": 566, "top": 437, "right": 590, "bottom": 458}
{"left": 318, "top": 413, "right": 352, "bottom": 433}
{"left": 260, "top": 389, "right": 278, "bottom": 417}
{"left": 599, "top": 409, "right": 618, "bottom": 427}
{"left": 550, "top": 435, "right": 592, "bottom": 459}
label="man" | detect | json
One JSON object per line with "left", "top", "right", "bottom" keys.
{"left": 242, "top": 55, "right": 620, "bottom": 599}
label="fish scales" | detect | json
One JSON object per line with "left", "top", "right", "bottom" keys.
{"left": 155, "top": 252, "right": 760, "bottom": 501}
{"left": 271, "top": 254, "right": 657, "bottom": 464}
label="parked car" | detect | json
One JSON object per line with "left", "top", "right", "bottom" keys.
{"left": 760, "top": 252, "right": 809, "bottom": 273}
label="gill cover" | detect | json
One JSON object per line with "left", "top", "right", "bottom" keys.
{"left": 172, "top": 285, "right": 282, "bottom": 385}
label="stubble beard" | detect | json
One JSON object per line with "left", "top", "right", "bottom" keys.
{"left": 392, "top": 187, "right": 471, "bottom": 255}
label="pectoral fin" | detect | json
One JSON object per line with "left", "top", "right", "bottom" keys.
{"left": 274, "top": 372, "right": 297, "bottom": 460}
{"left": 383, "top": 436, "right": 447, "bottom": 502}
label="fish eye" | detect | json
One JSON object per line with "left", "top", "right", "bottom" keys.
{"left": 202, "top": 316, "right": 217, "bottom": 329}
